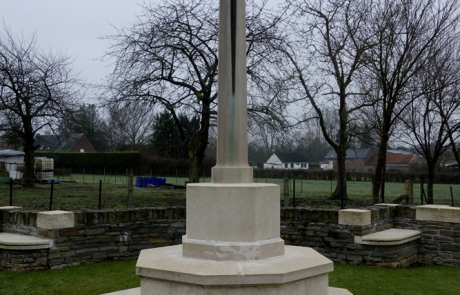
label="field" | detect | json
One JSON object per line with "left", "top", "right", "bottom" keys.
{"left": 0, "top": 174, "right": 458, "bottom": 210}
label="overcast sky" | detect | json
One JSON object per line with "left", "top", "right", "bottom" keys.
{"left": 1, "top": 0, "right": 280, "bottom": 101}
{"left": 0, "top": 0, "right": 148, "bottom": 95}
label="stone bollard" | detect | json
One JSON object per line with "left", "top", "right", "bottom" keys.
{"left": 283, "top": 177, "right": 290, "bottom": 207}
{"left": 405, "top": 180, "right": 413, "bottom": 204}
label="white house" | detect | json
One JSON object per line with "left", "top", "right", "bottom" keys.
{"left": 0, "top": 149, "right": 25, "bottom": 179}
{"left": 263, "top": 152, "right": 309, "bottom": 169}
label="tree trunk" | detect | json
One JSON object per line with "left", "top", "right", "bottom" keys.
{"left": 331, "top": 148, "right": 347, "bottom": 199}
{"left": 426, "top": 161, "right": 436, "bottom": 204}
{"left": 22, "top": 118, "right": 36, "bottom": 188}
{"left": 188, "top": 101, "right": 211, "bottom": 183}
{"left": 372, "top": 134, "right": 389, "bottom": 204}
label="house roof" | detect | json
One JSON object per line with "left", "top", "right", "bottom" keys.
{"left": 324, "top": 148, "right": 374, "bottom": 160}
{"left": 35, "top": 133, "right": 86, "bottom": 152}
{"left": 0, "top": 149, "right": 25, "bottom": 157}
{"left": 365, "top": 153, "right": 415, "bottom": 166}
{"left": 275, "top": 152, "right": 308, "bottom": 163}
{"left": 387, "top": 154, "right": 416, "bottom": 164}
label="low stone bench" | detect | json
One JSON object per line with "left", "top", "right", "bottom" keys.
{"left": 0, "top": 232, "right": 53, "bottom": 250}
{"left": 354, "top": 228, "right": 421, "bottom": 268}
{"left": 354, "top": 228, "right": 420, "bottom": 246}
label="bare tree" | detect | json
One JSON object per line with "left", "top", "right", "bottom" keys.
{"left": 363, "top": 0, "right": 460, "bottom": 203}
{"left": 0, "top": 27, "right": 79, "bottom": 186}
{"left": 279, "top": 0, "right": 375, "bottom": 198}
{"left": 401, "top": 44, "right": 460, "bottom": 203}
{"left": 106, "top": 101, "right": 155, "bottom": 150}
{"left": 104, "top": 0, "right": 286, "bottom": 182}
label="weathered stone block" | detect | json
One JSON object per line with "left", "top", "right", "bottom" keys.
{"left": 37, "top": 210, "right": 74, "bottom": 229}
{"left": 338, "top": 209, "right": 371, "bottom": 226}
{"left": 416, "top": 205, "right": 460, "bottom": 223}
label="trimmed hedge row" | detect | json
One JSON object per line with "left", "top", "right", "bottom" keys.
{"left": 35, "top": 151, "right": 141, "bottom": 171}
{"left": 36, "top": 151, "right": 217, "bottom": 177}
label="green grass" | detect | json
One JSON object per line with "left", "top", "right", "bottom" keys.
{"left": 0, "top": 260, "right": 458, "bottom": 295}
{"left": 331, "top": 263, "right": 460, "bottom": 295}
{"left": 0, "top": 260, "right": 139, "bottom": 295}
{"left": 0, "top": 175, "right": 458, "bottom": 210}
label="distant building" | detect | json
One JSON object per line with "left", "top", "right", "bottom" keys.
{"left": 264, "top": 152, "right": 309, "bottom": 169}
{"left": 35, "top": 133, "right": 97, "bottom": 153}
{"left": 323, "top": 148, "right": 376, "bottom": 172}
{"left": 323, "top": 148, "right": 418, "bottom": 172}
{"left": 0, "top": 149, "right": 25, "bottom": 179}
{"left": 365, "top": 151, "right": 419, "bottom": 173}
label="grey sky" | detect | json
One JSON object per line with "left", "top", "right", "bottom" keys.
{"left": 1, "top": 0, "right": 280, "bottom": 100}
{"left": 0, "top": 0, "right": 146, "bottom": 91}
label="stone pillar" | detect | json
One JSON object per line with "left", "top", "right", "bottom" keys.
{"left": 211, "top": 0, "right": 253, "bottom": 184}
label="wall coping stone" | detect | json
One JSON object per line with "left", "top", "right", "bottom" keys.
{"left": 0, "top": 206, "right": 23, "bottom": 210}
{"left": 0, "top": 232, "right": 53, "bottom": 250}
{"left": 37, "top": 210, "right": 75, "bottom": 229}
{"left": 338, "top": 209, "right": 371, "bottom": 226}
{"left": 416, "top": 205, "right": 460, "bottom": 223}
{"left": 354, "top": 228, "right": 420, "bottom": 246}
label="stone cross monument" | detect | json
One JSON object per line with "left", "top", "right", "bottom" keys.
{"left": 134, "top": 1, "right": 351, "bottom": 294}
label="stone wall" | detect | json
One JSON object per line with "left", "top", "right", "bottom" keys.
{"left": 0, "top": 207, "right": 185, "bottom": 271}
{"left": 1, "top": 205, "right": 459, "bottom": 271}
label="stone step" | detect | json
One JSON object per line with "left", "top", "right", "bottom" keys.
{"left": 0, "top": 232, "right": 53, "bottom": 250}
{"left": 355, "top": 228, "right": 421, "bottom": 246}
{"left": 101, "top": 287, "right": 353, "bottom": 295}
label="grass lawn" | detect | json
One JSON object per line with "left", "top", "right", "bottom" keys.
{"left": 0, "top": 260, "right": 458, "bottom": 295}
{"left": 0, "top": 175, "right": 458, "bottom": 210}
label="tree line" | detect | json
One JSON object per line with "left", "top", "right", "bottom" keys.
{"left": 1, "top": 0, "right": 460, "bottom": 206}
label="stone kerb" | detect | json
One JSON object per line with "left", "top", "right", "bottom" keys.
{"left": 416, "top": 205, "right": 460, "bottom": 223}
{"left": 37, "top": 210, "right": 75, "bottom": 229}
{"left": 338, "top": 209, "right": 371, "bottom": 226}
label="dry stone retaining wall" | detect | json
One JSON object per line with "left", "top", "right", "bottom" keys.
{"left": 1, "top": 205, "right": 459, "bottom": 271}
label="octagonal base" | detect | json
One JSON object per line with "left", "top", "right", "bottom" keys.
{"left": 137, "top": 245, "right": 334, "bottom": 295}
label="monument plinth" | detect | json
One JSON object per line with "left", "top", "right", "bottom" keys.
{"left": 135, "top": 0, "right": 352, "bottom": 294}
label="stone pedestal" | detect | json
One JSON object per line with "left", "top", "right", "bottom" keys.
{"left": 182, "top": 183, "right": 284, "bottom": 261}
{"left": 137, "top": 245, "right": 333, "bottom": 295}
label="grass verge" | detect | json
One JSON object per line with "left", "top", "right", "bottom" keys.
{"left": 0, "top": 260, "right": 458, "bottom": 295}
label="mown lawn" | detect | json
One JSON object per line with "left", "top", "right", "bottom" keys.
{"left": 0, "top": 260, "right": 458, "bottom": 295}
{"left": 0, "top": 175, "right": 458, "bottom": 210}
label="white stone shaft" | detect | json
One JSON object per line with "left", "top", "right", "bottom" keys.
{"left": 212, "top": 0, "right": 253, "bottom": 183}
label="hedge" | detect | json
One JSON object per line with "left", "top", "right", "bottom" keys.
{"left": 35, "top": 151, "right": 141, "bottom": 171}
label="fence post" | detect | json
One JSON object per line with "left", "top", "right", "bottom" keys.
{"left": 293, "top": 178, "right": 296, "bottom": 207}
{"left": 49, "top": 180, "right": 54, "bottom": 211}
{"left": 451, "top": 186, "right": 454, "bottom": 207}
{"left": 128, "top": 172, "right": 133, "bottom": 208}
{"left": 341, "top": 177, "right": 345, "bottom": 209}
{"left": 99, "top": 180, "right": 102, "bottom": 210}
{"left": 405, "top": 180, "right": 414, "bottom": 204}
{"left": 283, "top": 177, "right": 290, "bottom": 207}
{"left": 9, "top": 177, "right": 13, "bottom": 206}
{"left": 381, "top": 179, "right": 385, "bottom": 203}
{"left": 420, "top": 177, "right": 424, "bottom": 205}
